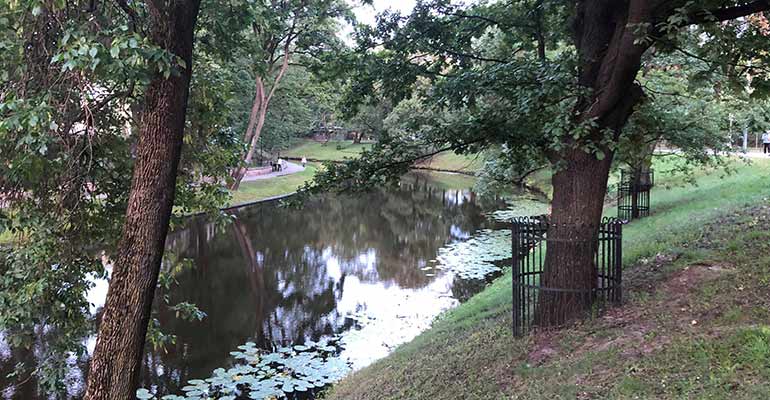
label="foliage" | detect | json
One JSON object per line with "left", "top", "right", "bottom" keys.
{"left": 301, "top": 0, "right": 770, "bottom": 201}
{"left": 0, "top": 1, "right": 237, "bottom": 393}
{"left": 138, "top": 339, "right": 350, "bottom": 400}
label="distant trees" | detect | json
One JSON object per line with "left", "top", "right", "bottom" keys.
{"left": 228, "top": 0, "right": 350, "bottom": 190}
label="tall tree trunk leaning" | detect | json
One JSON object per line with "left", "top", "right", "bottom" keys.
{"left": 83, "top": 1, "right": 201, "bottom": 399}
{"left": 230, "top": 42, "right": 291, "bottom": 190}
{"left": 536, "top": 0, "right": 770, "bottom": 326}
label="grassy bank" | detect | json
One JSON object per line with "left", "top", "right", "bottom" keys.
{"left": 283, "top": 140, "right": 483, "bottom": 173}
{"left": 229, "top": 164, "right": 318, "bottom": 206}
{"left": 417, "top": 151, "right": 484, "bottom": 173}
{"left": 324, "top": 159, "right": 770, "bottom": 400}
{"left": 225, "top": 140, "right": 484, "bottom": 206}
{"left": 229, "top": 167, "right": 478, "bottom": 207}
{"left": 282, "top": 140, "right": 371, "bottom": 161}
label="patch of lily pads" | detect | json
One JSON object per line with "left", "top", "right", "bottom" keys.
{"left": 435, "top": 229, "right": 512, "bottom": 280}
{"left": 488, "top": 199, "right": 549, "bottom": 223}
{"left": 137, "top": 338, "right": 350, "bottom": 400}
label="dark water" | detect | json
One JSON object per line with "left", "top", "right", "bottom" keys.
{"left": 1, "top": 174, "right": 506, "bottom": 398}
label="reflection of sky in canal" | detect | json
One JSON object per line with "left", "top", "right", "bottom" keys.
{"left": 0, "top": 174, "right": 507, "bottom": 398}
{"left": 322, "top": 247, "right": 458, "bottom": 369}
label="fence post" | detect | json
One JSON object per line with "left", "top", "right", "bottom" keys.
{"left": 512, "top": 220, "right": 521, "bottom": 337}
{"left": 615, "top": 220, "right": 623, "bottom": 302}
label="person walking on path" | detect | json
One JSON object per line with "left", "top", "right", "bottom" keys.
{"left": 301, "top": 157, "right": 307, "bottom": 168}
{"left": 763, "top": 131, "right": 770, "bottom": 155}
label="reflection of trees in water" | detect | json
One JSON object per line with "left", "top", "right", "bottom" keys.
{"left": 0, "top": 328, "right": 89, "bottom": 399}
{"left": 137, "top": 181, "right": 501, "bottom": 393}
{"left": 0, "top": 179, "right": 506, "bottom": 398}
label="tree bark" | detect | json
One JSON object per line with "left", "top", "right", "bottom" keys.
{"left": 534, "top": 0, "right": 649, "bottom": 326}
{"left": 230, "top": 77, "right": 266, "bottom": 190}
{"left": 536, "top": 150, "right": 612, "bottom": 326}
{"left": 83, "top": 1, "right": 201, "bottom": 398}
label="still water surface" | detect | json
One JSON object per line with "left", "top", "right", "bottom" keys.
{"left": 1, "top": 174, "right": 507, "bottom": 398}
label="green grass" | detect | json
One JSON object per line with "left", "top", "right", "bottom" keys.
{"left": 417, "top": 151, "right": 484, "bottom": 172}
{"left": 283, "top": 141, "right": 483, "bottom": 174}
{"left": 282, "top": 140, "right": 371, "bottom": 161}
{"left": 228, "top": 164, "right": 318, "bottom": 206}
{"left": 323, "top": 158, "right": 770, "bottom": 400}
{"left": 620, "top": 158, "right": 770, "bottom": 264}
{"left": 228, "top": 167, "right": 479, "bottom": 207}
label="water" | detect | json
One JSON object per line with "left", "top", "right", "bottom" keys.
{"left": 1, "top": 173, "right": 509, "bottom": 399}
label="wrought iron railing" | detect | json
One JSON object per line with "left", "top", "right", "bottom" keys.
{"left": 511, "top": 216, "right": 623, "bottom": 336}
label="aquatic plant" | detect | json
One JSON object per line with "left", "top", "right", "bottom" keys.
{"left": 487, "top": 199, "right": 548, "bottom": 223}
{"left": 435, "top": 229, "right": 511, "bottom": 280}
{"left": 137, "top": 339, "right": 350, "bottom": 400}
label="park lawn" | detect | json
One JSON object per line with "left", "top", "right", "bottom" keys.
{"left": 229, "top": 167, "right": 477, "bottom": 207}
{"left": 284, "top": 141, "right": 484, "bottom": 173}
{"left": 417, "top": 151, "right": 485, "bottom": 172}
{"left": 525, "top": 154, "right": 739, "bottom": 200}
{"left": 323, "top": 159, "right": 770, "bottom": 400}
{"left": 228, "top": 164, "right": 318, "bottom": 206}
{"left": 282, "top": 140, "right": 371, "bottom": 161}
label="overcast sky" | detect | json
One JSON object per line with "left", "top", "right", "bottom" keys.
{"left": 341, "top": 0, "right": 417, "bottom": 43}
{"left": 352, "top": 0, "right": 416, "bottom": 25}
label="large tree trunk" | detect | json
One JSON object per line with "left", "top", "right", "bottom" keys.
{"left": 533, "top": 0, "right": 650, "bottom": 326}
{"left": 536, "top": 150, "right": 612, "bottom": 326}
{"left": 83, "top": 2, "right": 201, "bottom": 399}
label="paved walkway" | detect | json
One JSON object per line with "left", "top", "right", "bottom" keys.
{"left": 740, "top": 150, "right": 770, "bottom": 159}
{"left": 241, "top": 161, "right": 305, "bottom": 182}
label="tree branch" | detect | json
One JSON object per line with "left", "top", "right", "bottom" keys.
{"left": 687, "top": 1, "right": 770, "bottom": 25}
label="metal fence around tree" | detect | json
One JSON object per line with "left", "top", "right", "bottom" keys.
{"left": 511, "top": 216, "right": 623, "bottom": 336}
{"left": 617, "top": 168, "right": 654, "bottom": 221}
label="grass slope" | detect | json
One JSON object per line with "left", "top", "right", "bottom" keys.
{"left": 324, "top": 159, "right": 770, "bottom": 400}
{"left": 284, "top": 141, "right": 483, "bottom": 173}
{"left": 282, "top": 140, "right": 371, "bottom": 161}
{"left": 417, "top": 151, "right": 485, "bottom": 173}
{"left": 229, "top": 164, "right": 318, "bottom": 206}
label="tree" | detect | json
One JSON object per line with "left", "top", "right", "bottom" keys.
{"left": 0, "top": 1, "right": 210, "bottom": 394}
{"left": 301, "top": 0, "right": 770, "bottom": 325}
{"left": 82, "top": 1, "right": 204, "bottom": 398}
{"left": 228, "top": 65, "right": 343, "bottom": 159}
{"left": 228, "top": 0, "right": 349, "bottom": 190}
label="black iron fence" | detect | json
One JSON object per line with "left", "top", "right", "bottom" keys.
{"left": 511, "top": 216, "right": 623, "bottom": 336}
{"left": 618, "top": 169, "right": 654, "bottom": 221}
